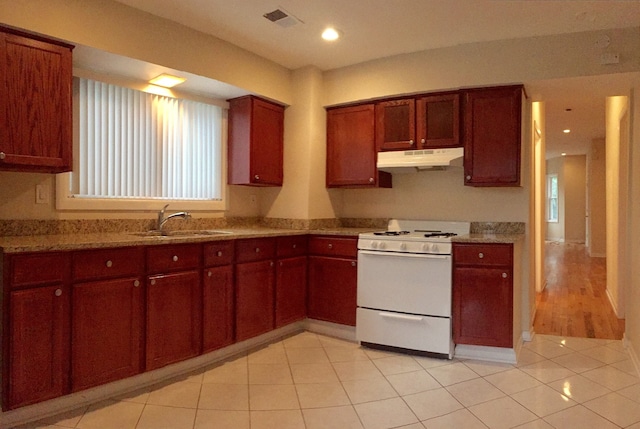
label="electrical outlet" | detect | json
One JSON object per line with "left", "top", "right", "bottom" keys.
{"left": 36, "top": 184, "right": 49, "bottom": 204}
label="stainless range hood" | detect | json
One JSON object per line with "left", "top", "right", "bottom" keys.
{"left": 377, "top": 147, "right": 464, "bottom": 173}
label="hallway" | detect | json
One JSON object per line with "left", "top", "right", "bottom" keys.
{"left": 534, "top": 242, "right": 625, "bottom": 340}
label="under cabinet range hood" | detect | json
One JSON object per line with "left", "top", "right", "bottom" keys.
{"left": 376, "top": 147, "right": 464, "bottom": 173}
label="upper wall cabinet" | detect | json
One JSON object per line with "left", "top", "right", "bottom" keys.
{"left": 228, "top": 95, "right": 284, "bottom": 186}
{"left": 0, "top": 27, "right": 73, "bottom": 173}
{"left": 376, "top": 93, "right": 461, "bottom": 152}
{"left": 326, "top": 104, "right": 391, "bottom": 188}
{"left": 375, "top": 98, "right": 415, "bottom": 151}
{"left": 463, "top": 85, "right": 523, "bottom": 187}
{"left": 416, "top": 92, "right": 460, "bottom": 148}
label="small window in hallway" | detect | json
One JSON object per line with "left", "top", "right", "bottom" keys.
{"left": 547, "top": 174, "right": 558, "bottom": 222}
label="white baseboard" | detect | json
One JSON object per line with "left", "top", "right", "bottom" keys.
{"left": 625, "top": 337, "right": 640, "bottom": 378}
{"left": 304, "top": 318, "right": 357, "bottom": 342}
{"left": 605, "top": 287, "right": 623, "bottom": 318}
{"left": 0, "top": 322, "right": 305, "bottom": 429}
{"left": 454, "top": 344, "right": 518, "bottom": 364}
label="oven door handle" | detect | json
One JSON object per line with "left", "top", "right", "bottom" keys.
{"left": 379, "top": 312, "right": 424, "bottom": 322}
{"left": 358, "top": 250, "right": 450, "bottom": 260}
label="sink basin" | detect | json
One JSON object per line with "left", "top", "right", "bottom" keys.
{"left": 129, "top": 229, "right": 234, "bottom": 238}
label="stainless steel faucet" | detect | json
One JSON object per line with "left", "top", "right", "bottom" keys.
{"left": 157, "top": 204, "right": 191, "bottom": 232}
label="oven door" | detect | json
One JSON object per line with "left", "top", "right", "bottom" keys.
{"left": 357, "top": 249, "right": 452, "bottom": 317}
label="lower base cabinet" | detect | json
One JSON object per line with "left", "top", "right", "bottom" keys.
{"left": 275, "top": 256, "right": 307, "bottom": 327}
{"left": 71, "top": 277, "right": 144, "bottom": 391}
{"left": 235, "top": 260, "right": 275, "bottom": 341}
{"left": 146, "top": 271, "right": 202, "bottom": 370}
{"left": 6, "top": 285, "right": 70, "bottom": 410}
{"left": 202, "top": 265, "right": 234, "bottom": 352}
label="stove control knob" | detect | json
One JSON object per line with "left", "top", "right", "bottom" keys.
{"left": 421, "top": 243, "right": 429, "bottom": 252}
{"left": 379, "top": 242, "right": 386, "bottom": 250}
{"left": 371, "top": 241, "right": 378, "bottom": 249}
{"left": 431, "top": 243, "right": 439, "bottom": 253}
{"left": 400, "top": 243, "right": 407, "bottom": 251}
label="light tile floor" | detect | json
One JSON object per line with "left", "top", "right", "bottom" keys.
{"left": 15, "top": 332, "right": 640, "bottom": 429}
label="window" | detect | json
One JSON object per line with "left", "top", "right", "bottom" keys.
{"left": 57, "top": 76, "right": 226, "bottom": 211}
{"left": 547, "top": 174, "right": 558, "bottom": 222}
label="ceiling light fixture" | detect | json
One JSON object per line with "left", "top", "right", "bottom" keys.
{"left": 562, "top": 153, "right": 567, "bottom": 156}
{"left": 149, "top": 73, "right": 186, "bottom": 88}
{"left": 563, "top": 129, "right": 571, "bottom": 133}
{"left": 322, "top": 27, "right": 341, "bottom": 41}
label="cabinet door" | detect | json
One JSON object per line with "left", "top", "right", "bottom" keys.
{"left": 203, "top": 265, "right": 234, "bottom": 352}
{"left": 375, "top": 99, "right": 415, "bottom": 151}
{"left": 275, "top": 256, "right": 307, "bottom": 328}
{"left": 307, "top": 256, "right": 357, "bottom": 326}
{"left": 463, "top": 86, "right": 522, "bottom": 186}
{"left": 6, "top": 285, "right": 69, "bottom": 409}
{"left": 453, "top": 266, "right": 513, "bottom": 347}
{"left": 0, "top": 31, "right": 72, "bottom": 172}
{"left": 235, "top": 260, "right": 275, "bottom": 341}
{"left": 146, "top": 271, "right": 202, "bottom": 370}
{"left": 326, "top": 104, "right": 391, "bottom": 188}
{"left": 228, "top": 96, "right": 284, "bottom": 186}
{"left": 416, "top": 93, "right": 460, "bottom": 148}
{"left": 71, "top": 277, "right": 144, "bottom": 391}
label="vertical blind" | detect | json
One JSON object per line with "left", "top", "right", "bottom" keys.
{"left": 74, "top": 77, "right": 222, "bottom": 200}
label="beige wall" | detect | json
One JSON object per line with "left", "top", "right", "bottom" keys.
{"left": 531, "top": 103, "right": 546, "bottom": 298}
{"left": 606, "top": 96, "right": 629, "bottom": 318}
{"left": 564, "top": 156, "right": 587, "bottom": 243}
{"left": 546, "top": 157, "right": 564, "bottom": 241}
{"left": 588, "top": 139, "right": 607, "bottom": 257}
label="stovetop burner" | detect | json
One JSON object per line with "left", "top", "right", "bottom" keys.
{"left": 423, "top": 232, "right": 458, "bottom": 238}
{"left": 373, "top": 230, "right": 410, "bottom": 236}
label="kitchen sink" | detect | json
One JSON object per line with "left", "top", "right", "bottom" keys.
{"left": 129, "top": 229, "right": 234, "bottom": 238}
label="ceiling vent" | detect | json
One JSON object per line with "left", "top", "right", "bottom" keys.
{"left": 263, "top": 8, "right": 303, "bottom": 28}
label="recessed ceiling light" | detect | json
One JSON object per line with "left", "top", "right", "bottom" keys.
{"left": 562, "top": 152, "right": 567, "bottom": 156}
{"left": 563, "top": 129, "right": 571, "bottom": 133}
{"left": 322, "top": 27, "right": 341, "bottom": 41}
{"left": 149, "top": 73, "right": 186, "bottom": 88}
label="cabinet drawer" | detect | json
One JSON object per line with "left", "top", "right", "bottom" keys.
{"left": 72, "top": 247, "right": 144, "bottom": 281}
{"left": 147, "top": 243, "right": 201, "bottom": 274}
{"left": 203, "top": 241, "right": 235, "bottom": 267}
{"left": 277, "top": 235, "right": 308, "bottom": 258}
{"left": 9, "top": 252, "right": 69, "bottom": 288}
{"left": 453, "top": 243, "right": 512, "bottom": 267}
{"left": 308, "top": 236, "right": 357, "bottom": 258}
{"left": 235, "top": 238, "right": 276, "bottom": 263}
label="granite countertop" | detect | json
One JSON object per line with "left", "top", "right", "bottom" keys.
{"left": 0, "top": 227, "right": 374, "bottom": 253}
{"left": 453, "top": 233, "right": 524, "bottom": 244}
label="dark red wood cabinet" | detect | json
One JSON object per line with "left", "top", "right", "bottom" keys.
{"left": 275, "top": 236, "right": 308, "bottom": 327}
{"left": 228, "top": 95, "right": 284, "bottom": 186}
{"left": 453, "top": 243, "right": 514, "bottom": 347}
{"left": 235, "top": 238, "right": 276, "bottom": 341}
{"left": 146, "top": 244, "right": 202, "bottom": 370}
{"left": 307, "top": 236, "right": 358, "bottom": 326}
{"left": 326, "top": 104, "right": 391, "bottom": 188}
{"left": 376, "top": 98, "right": 416, "bottom": 151}
{"left": 70, "top": 247, "right": 145, "bottom": 391}
{"left": 202, "top": 241, "right": 235, "bottom": 352}
{"left": 0, "top": 27, "right": 73, "bottom": 173}
{"left": 416, "top": 93, "right": 460, "bottom": 148}
{"left": 3, "top": 252, "right": 70, "bottom": 410}
{"left": 463, "top": 85, "right": 523, "bottom": 187}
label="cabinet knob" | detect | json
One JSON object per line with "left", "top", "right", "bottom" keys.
{"left": 368, "top": 177, "right": 374, "bottom": 183}
{"left": 421, "top": 138, "right": 426, "bottom": 144}
{"left": 255, "top": 247, "right": 260, "bottom": 253}
{"left": 133, "top": 280, "right": 140, "bottom": 287}
{"left": 0, "top": 152, "right": 5, "bottom": 160}
{"left": 208, "top": 271, "right": 212, "bottom": 277}
{"left": 172, "top": 255, "right": 178, "bottom": 262}
{"left": 151, "top": 279, "right": 156, "bottom": 285}
{"left": 466, "top": 175, "right": 472, "bottom": 180}
{"left": 328, "top": 244, "right": 333, "bottom": 249}
{"left": 217, "top": 251, "right": 223, "bottom": 257}
{"left": 351, "top": 261, "right": 356, "bottom": 267}
{"left": 106, "top": 260, "right": 113, "bottom": 268}
{"left": 478, "top": 252, "right": 484, "bottom": 259}
{"left": 409, "top": 139, "right": 414, "bottom": 146}
{"left": 54, "top": 288, "right": 62, "bottom": 297}
{"left": 254, "top": 175, "right": 260, "bottom": 181}
{"left": 279, "top": 261, "right": 283, "bottom": 267}
{"left": 502, "top": 272, "right": 508, "bottom": 278}
{"left": 292, "top": 244, "right": 297, "bottom": 249}
{"left": 270, "top": 261, "right": 274, "bottom": 267}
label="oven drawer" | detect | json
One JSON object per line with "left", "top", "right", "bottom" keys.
{"left": 453, "top": 243, "right": 512, "bottom": 267}
{"left": 356, "top": 308, "right": 452, "bottom": 357}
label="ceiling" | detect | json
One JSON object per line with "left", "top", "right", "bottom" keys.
{"left": 101, "top": 0, "right": 640, "bottom": 159}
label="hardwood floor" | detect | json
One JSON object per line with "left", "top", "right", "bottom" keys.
{"left": 533, "top": 241, "right": 625, "bottom": 340}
